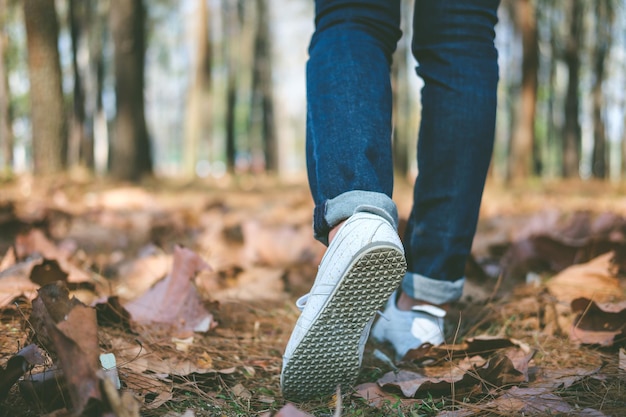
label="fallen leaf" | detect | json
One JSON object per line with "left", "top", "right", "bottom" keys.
{"left": 94, "top": 296, "right": 133, "bottom": 331}
{"left": 570, "top": 298, "right": 626, "bottom": 346}
{"left": 29, "top": 259, "right": 68, "bottom": 286}
{"left": 14, "top": 229, "right": 91, "bottom": 283}
{"left": 124, "top": 246, "right": 216, "bottom": 336}
{"left": 619, "top": 348, "right": 626, "bottom": 372}
{"left": 546, "top": 252, "right": 623, "bottom": 304}
{"left": 532, "top": 366, "right": 602, "bottom": 390}
{"left": 112, "top": 251, "right": 172, "bottom": 300}
{"left": 379, "top": 349, "right": 533, "bottom": 398}
{"left": 404, "top": 335, "right": 525, "bottom": 364}
{"left": 27, "top": 283, "right": 102, "bottom": 414}
{"left": 486, "top": 387, "right": 580, "bottom": 414}
{"left": 0, "top": 261, "right": 40, "bottom": 308}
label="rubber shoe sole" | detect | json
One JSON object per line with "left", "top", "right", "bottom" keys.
{"left": 281, "top": 243, "right": 406, "bottom": 401}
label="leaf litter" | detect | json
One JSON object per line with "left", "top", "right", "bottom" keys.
{"left": 0, "top": 178, "right": 625, "bottom": 416}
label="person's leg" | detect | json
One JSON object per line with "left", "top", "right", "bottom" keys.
{"left": 404, "top": 0, "right": 499, "bottom": 303}
{"left": 372, "top": 0, "right": 500, "bottom": 360}
{"left": 306, "top": 0, "right": 402, "bottom": 245}
{"left": 282, "top": 0, "right": 405, "bottom": 400}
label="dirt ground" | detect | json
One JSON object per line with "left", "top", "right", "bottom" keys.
{"left": 1, "top": 175, "right": 625, "bottom": 416}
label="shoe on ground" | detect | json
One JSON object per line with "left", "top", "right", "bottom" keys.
{"left": 280, "top": 211, "right": 406, "bottom": 401}
{"left": 371, "top": 290, "right": 446, "bottom": 361}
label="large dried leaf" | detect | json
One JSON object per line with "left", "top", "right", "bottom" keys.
{"left": 124, "top": 246, "right": 216, "bottom": 336}
{"left": 28, "top": 283, "right": 101, "bottom": 413}
{"left": 546, "top": 252, "right": 622, "bottom": 304}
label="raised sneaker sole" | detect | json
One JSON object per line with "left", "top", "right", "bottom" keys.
{"left": 281, "top": 244, "right": 406, "bottom": 401}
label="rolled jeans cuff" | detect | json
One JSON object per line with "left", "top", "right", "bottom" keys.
{"left": 313, "top": 190, "right": 398, "bottom": 245}
{"left": 402, "top": 272, "right": 465, "bottom": 305}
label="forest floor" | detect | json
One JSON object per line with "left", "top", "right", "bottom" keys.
{"left": 0, "top": 175, "right": 625, "bottom": 417}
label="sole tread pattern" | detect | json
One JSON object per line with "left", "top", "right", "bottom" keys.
{"left": 281, "top": 247, "right": 406, "bottom": 400}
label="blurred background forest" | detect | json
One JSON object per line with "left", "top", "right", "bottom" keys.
{"left": 0, "top": 0, "right": 625, "bottom": 183}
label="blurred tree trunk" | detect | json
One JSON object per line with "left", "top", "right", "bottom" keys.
{"left": 90, "top": 1, "right": 108, "bottom": 175}
{"left": 0, "top": 0, "right": 13, "bottom": 175}
{"left": 23, "top": 0, "right": 66, "bottom": 175}
{"left": 623, "top": 111, "right": 626, "bottom": 178}
{"left": 68, "top": 0, "right": 87, "bottom": 170}
{"left": 109, "top": 0, "right": 152, "bottom": 180}
{"left": 223, "top": 0, "right": 240, "bottom": 173}
{"left": 546, "top": 1, "right": 558, "bottom": 177}
{"left": 251, "top": 0, "right": 276, "bottom": 172}
{"left": 392, "top": 0, "right": 413, "bottom": 177}
{"left": 561, "top": 0, "right": 583, "bottom": 178}
{"left": 590, "top": 1, "right": 614, "bottom": 179}
{"left": 183, "top": 0, "right": 212, "bottom": 178}
{"left": 508, "top": 0, "right": 538, "bottom": 181}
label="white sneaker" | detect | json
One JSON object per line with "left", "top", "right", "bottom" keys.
{"left": 280, "top": 211, "right": 406, "bottom": 401}
{"left": 371, "top": 290, "right": 446, "bottom": 361}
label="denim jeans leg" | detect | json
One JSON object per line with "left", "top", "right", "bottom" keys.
{"left": 402, "top": 0, "right": 500, "bottom": 304}
{"left": 306, "top": 0, "right": 402, "bottom": 244}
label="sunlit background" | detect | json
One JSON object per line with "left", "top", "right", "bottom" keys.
{"left": 1, "top": 0, "right": 625, "bottom": 182}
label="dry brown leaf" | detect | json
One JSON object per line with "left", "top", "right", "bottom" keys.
{"left": 0, "top": 260, "right": 40, "bottom": 308}
{"left": 619, "top": 348, "right": 626, "bottom": 372}
{"left": 14, "top": 229, "right": 91, "bottom": 283}
{"left": 124, "top": 246, "right": 216, "bottom": 336}
{"left": 484, "top": 387, "right": 582, "bottom": 415}
{"left": 546, "top": 252, "right": 622, "bottom": 304}
{"left": 532, "top": 365, "right": 602, "bottom": 390}
{"left": 404, "top": 335, "right": 524, "bottom": 364}
{"left": 570, "top": 298, "right": 626, "bottom": 346}
{"left": 26, "top": 282, "right": 103, "bottom": 414}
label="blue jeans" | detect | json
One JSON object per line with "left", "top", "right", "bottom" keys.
{"left": 306, "top": 0, "right": 500, "bottom": 304}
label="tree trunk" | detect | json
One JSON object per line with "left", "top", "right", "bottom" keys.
{"left": 508, "top": 0, "right": 538, "bottom": 181}
{"left": 109, "top": 0, "right": 152, "bottom": 181}
{"left": 68, "top": 0, "right": 87, "bottom": 170}
{"left": 183, "top": 0, "right": 212, "bottom": 178}
{"left": 0, "top": 0, "right": 13, "bottom": 175}
{"left": 23, "top": 0, "right": 66, "bottom": 175}
{"left": 223, "top": 0, "right": 240, "bottom": 173}
{"left": 251, "top": 0, "right": 276, "bottom": 172}
{"left": 391, "top": 0, "right": 414, "bottom": 178}
{"left": 562, "top": 0, "right": 583, "bottom": 178}
{"left": 590, "top": 1, "right": 613, "bottom": 179}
